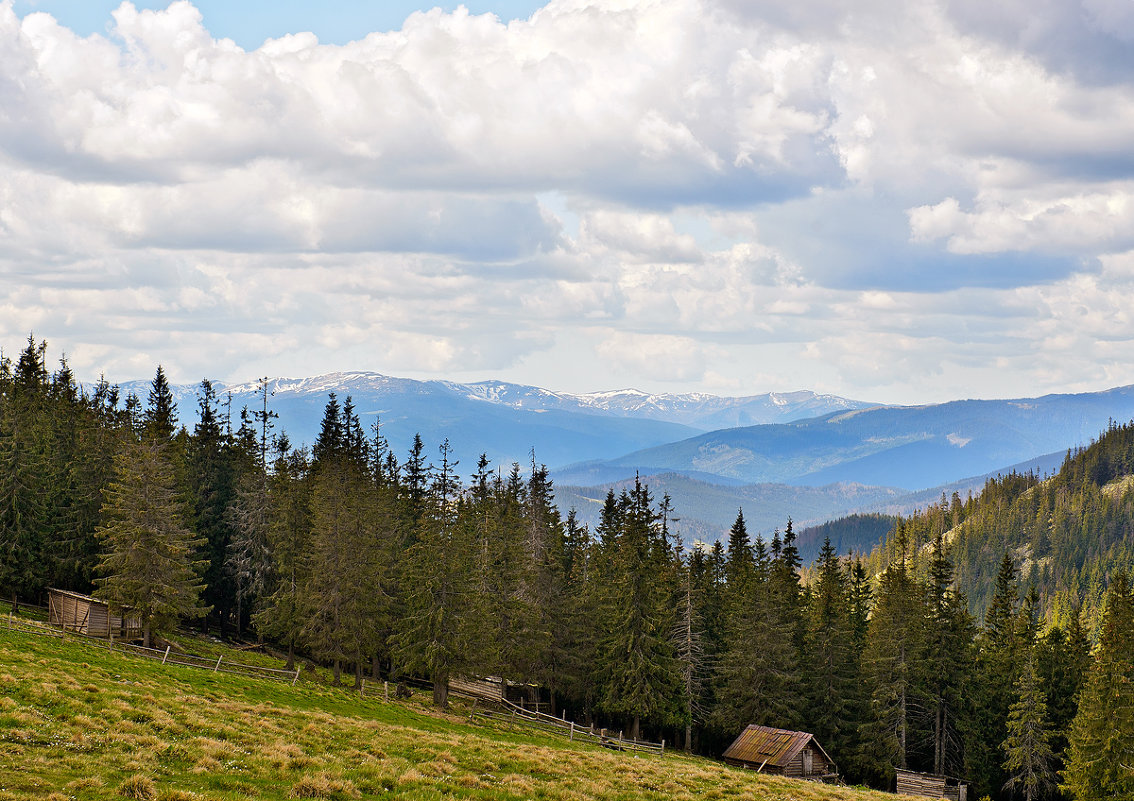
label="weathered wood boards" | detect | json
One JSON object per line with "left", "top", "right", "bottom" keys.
{"left": 895, "top": 768, "right": 968, "bottom": 800}
{"left": 48, "top": 588, "right": 142, "bottom": 639}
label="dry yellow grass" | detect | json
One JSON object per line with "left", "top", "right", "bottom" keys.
{"left": 0, "top": 623, "right": 913, "bottom": 801}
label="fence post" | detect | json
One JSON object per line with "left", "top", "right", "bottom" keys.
{"left": 214, "top": 655, "right": 223, "bottom": 672}
{"left": 619, "top": 731, "right": 623, "bottom": 750}
{"left": 360, "top": 678, "right": 365, "bottom": 697}
{"left": 160, "top": 645, "right": 171, "bottom": 664}
{"left": 292, "top": 669, "right": 300, "bottom": 686}
{"left": 384, "top": 680, "right": 389, "bottom": 702}
{"left": 109, "top": 625, "right": 114, "bottom": 652}
{"left": 570, "top": 721, "right": 574, "bottom": 741}
{"left": 661, "top": 739, "right": 665, "bottom": 756}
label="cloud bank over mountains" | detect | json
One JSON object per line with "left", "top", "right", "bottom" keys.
{"left": 2, "top": 0, "right": 1133, "bottom": 402}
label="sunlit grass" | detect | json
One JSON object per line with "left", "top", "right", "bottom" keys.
{"left": 0, "top": 621, "right": 909, "bottom": 800}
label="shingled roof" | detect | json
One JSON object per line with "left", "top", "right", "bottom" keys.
{"left": 722, "top": 724, "right": 833, "bottom": 771}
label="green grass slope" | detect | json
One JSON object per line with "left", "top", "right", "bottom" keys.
{"left": 0, "top": 621, "right": 907, "bottom": 801}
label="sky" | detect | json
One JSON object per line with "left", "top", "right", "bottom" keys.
{"left": 2, "top": 0, "right": 1134, "bottom": 404}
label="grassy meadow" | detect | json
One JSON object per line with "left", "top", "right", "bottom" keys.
{"left": 0, "top": 617, "right": 907, "bottom": 801}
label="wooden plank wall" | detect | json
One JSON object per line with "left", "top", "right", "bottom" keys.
{"left": 896, "top": 770, "right": 947, "bottom": 798}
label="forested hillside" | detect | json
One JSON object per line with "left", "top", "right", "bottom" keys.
{"left": 866, "top": 419, "right": 1134, "bottom": 633}
{"left": 2, "top": 337, "right": 1132, "bottom": 800}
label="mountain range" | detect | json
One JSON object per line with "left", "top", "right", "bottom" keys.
{"left": 118, "top": 372, "right": 875, "bottom": 472}
{"left": 116, "top": 371, "right": 1134, "bottom": 550}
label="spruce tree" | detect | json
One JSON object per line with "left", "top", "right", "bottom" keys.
{"left": 803, "top": 537, "right": 856, "bottom": 763}
{"left": 921, "top": 531, "right": 974, "bottom": 777}
{"left": 673, "top": 541, "right": 707, "bottom": 751}
{"left": 394, "top": 440, "right": 471, "bottom": 707}
{"left": 252, "top": 442, "right": 312, "bottom": 669}
{"left": 0, "top": 403, "right": 46, "bottom": 609}
{"left": 1062, "top": 572, "right": 1134, "bottom": 800}
{"left": 94, "top": 440, "right": 208, "bottom": 647}
{"left": 187, "top": 379, "right": 238, "bottom": 628}
{"left": 1002, "top": 652, "right": 1057, "bottom": 801}
{"left": 969, "top": 552, "right": 1022, "bottom": 795}
{"left": 596, "top": 478, "right": 679, "bottom": 740}
{"left": 224, "top": 471, "right": 274, "bottom": 637}
{"left": 862, "top": 523, "right": 924, "bottom": 776}
{"left": 143, "top": 366, "right": 179, "bottom": 443}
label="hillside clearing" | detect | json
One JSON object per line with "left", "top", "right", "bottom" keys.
{"left": 0, "top": 623, "right": 907, "bottom": 801}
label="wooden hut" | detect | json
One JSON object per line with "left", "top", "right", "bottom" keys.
{"left": 48, "top": 589, "right": 142, "bottom": 640}
{"left": 448, "top": 675, "right": 549, "bottom": 711}
{"left": 895, "top": 769, "right": 969, "bottom": 800}
{"left": 722, "top": 724, "right": 836, "bottom": 780}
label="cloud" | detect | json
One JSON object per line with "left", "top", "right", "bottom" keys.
{"left": 595, "top": 330, "right": 720, "bottom": 382}
{"left": 4, "top": 0, "right": 1134, "bottom": 404}
{"left": 909, "top": 185, "right": 1134, "bottom": 256}
{"left": 942, "top": 0, "right": 1134, "bottom": 85}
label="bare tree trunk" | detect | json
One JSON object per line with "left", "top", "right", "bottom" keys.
{"left": 899, "top": 686, "right": 908, "bottom": 769}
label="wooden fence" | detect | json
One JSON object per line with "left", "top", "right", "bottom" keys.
{"left": 4, "top": 602, "right": 664, "bottom": 759}
{"left": 469, "top": 696, "right": 665, "bottom": 756}
{"left": 4, "top": 611, "right": 301, "bottom": 685}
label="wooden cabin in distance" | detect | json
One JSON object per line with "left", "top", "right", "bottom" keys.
{"left": 48, "top": 588, "right": 142, "bottom": 640}
{"left": 722, "top": 724, "right": 836, "bottom": 780}
{"left": 895, "top": 769, "right": 968, "bottom": 800}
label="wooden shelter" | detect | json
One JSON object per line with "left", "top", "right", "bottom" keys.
{"left": 722, "top": 724, "right": 836, "bottom": 780}
{"left": 449, "top": 675, "right": 549, "bottom": 712}
{"left": 48, "top": 588, "right": 142, "bottom": 640}
{"left": 895, "top": 769, "right": 969, "bottom": 800}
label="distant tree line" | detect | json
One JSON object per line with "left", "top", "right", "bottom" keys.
{"left": 1, "top": 336, "right": 1132, "bottom": 800}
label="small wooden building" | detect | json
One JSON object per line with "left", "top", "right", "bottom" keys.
{"left": 722, "top": 724, "right": 836, "bottom": 780}
{"left": 895, "top": 769, "right": 969, "bottom": 800}
{"left": 48, "top": 589, "right": 142, "bottom": 640}
{"left": 448, "top": 675, "right": 549, "bottom": 711}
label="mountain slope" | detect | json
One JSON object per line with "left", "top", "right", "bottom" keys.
{"left": 563, "top": 387, "right": 1134, "bottom": 491}
{"left": 555, "top": 450, "right": 1068, "bottom": 563}
{"left": 864, "top": 420, "right": 1134, "bottom": 631}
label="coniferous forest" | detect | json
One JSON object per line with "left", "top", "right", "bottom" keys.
{"left": 2, "top": 337, "right": 1133, "bottom": 800}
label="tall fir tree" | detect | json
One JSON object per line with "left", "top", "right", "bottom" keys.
{"left": 1062, "top": 572, "right": 1134, "bottom": 800}
{"left": 1002, "top": 651, "right": 1057, "bottom": 801}
{"left": 143, "top": 365, "right": 178, "bottom": 443}
{"left": 968, "top": 552, "right": 1023, "bottom": 796}
{"left": 596, "top": 478, "right": 679, "bottom": 740}
{"left": 394, "top": 440, "right": 471, "bottom": 707}
{"left": 803, "top": 537, "right": 857, "bottom": 764}
{"left": 862, "top": 522, "right": 924, "bottom": 777}
{"left": 921, "top": 531, "right": 974, "bottom": 777}
{"left": 252, "top": 441, "right": 312, "bottom": 669}
{"left": 187, "top": 379, "right": 238, "bottom": 629}
{"left": 94, "top": 440, "right": 208, "bottom": 647}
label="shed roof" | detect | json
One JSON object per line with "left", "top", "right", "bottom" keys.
{"left": 722, "top": 724, "right": 833, "bottom": 769}
{"left": 49, "top": 588, "right": 107, "bottom": 605}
